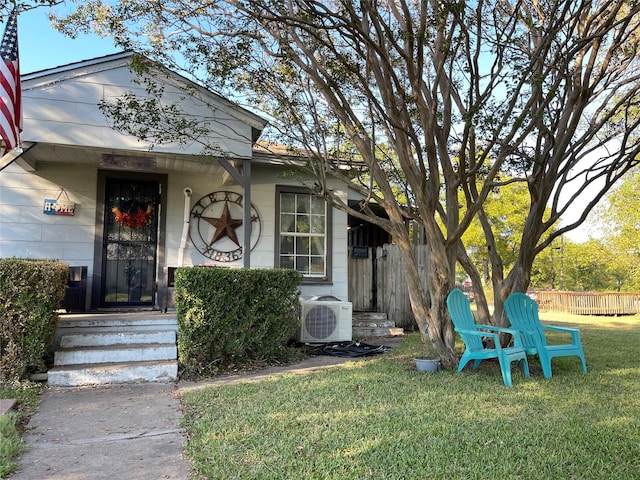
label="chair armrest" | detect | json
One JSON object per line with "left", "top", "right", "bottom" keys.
{"left": 477, "top": 325, "right": 518, "bottom": 335}
{"left": 542, "top": 325, "right": 582, "bottom": 345}
{"left": 477, "top": 325, "right": 526, "bottom": 348}
{"left": 455, "top": 328, "right": 495, "bottom": 338}
{"left": 455, "top": 329, "right": 508, "bottom": 350}
{"left": 542, "top": 325, "right": 579, "bottom": 333}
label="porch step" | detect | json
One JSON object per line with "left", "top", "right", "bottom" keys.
{"left": 57, "top": 313, "right": 178, "bottom": 330}
{"left": 49, "top": 313, "right": 179, "bottom": 386}
{"left": 353, "top": 319, "right": 395, "bottom": 328}
{"left": 353, "top": 326, "right": 405, "bottom": 338}
{"left": 55, "top": 343, "right": 177, "bottom": 366}
{"left": 59, "top": 330, "right": 176, "bottom": 348}
{"left": 352, "top": 311, "right": 404, "bottom": 338}
{"left": 47, "top": 361, "right": 178, "bottom": 387}
{"left": 352, "top": 312, "right": 389, "bottom": 324}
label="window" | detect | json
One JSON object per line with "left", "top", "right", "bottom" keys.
{"left": 276, "top": 187, "right": 331, "bottom": 281}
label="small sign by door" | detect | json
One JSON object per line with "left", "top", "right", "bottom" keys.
{"left": 352, "top": 246, "right": 369, "bottom": 259}
{"left": 43, "top": 189, "right": 75, "bottom": 216}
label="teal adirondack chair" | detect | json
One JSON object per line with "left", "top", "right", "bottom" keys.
{"left": 504, "top": 292, "right": 587, "bottom": 378}
{"left": 447, "top": 288, "right": 530, "bottom": 387}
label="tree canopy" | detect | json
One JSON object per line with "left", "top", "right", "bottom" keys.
{"left": 28, "top": 0, "right": 640, "bottom": 365}
{"left": 591, "top": 168, "right": 640, "bottom": 290}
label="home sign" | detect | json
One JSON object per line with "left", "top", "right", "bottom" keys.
{"left": 43, "top": 189, "right": 75, "bottom": 216}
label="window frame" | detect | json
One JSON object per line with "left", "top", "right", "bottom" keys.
{"left": 275, "top": 185, "right": 332, "bottom": 283}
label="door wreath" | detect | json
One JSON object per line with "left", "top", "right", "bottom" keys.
{"left": 112, "top": 200, "right": 153, "bottom": 228}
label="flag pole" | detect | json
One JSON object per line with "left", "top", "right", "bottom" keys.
{"left": 0, "top": 6, "right": 22, "bottom": 152}
{"left": 14, "top": 0, "right": 19, "bottom": 150}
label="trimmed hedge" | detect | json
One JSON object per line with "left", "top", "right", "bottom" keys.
{"left": 0, "top": 259, "right": 68, "bottom": 380}
{"left": 175, "top": 267, "right": 302, "bottom": 377}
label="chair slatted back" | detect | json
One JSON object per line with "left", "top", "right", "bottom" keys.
{"left": 447, "top": 289, "right": 485, "bottom": 351}
{"left": 503, "top": 293, "right": 547, "bottom": 349}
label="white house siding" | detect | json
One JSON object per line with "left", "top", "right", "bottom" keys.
{"left": 0, "top": 162, "right": 98, "bottom": 303}
{"left": 164, "top": 164, "right": 349, "bottom": 302}
{"left": 1, "top": 53, "right": 350, "bottom": 308}
{"left": 22, "top": 59, "right": 257, "bottom": 159}
{"left": 0, "top": 161, "right": 349, "bottom": 308}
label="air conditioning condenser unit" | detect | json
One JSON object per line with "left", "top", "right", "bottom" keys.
{"left": 299, "top": 300, "right": 352, "bottom": 343}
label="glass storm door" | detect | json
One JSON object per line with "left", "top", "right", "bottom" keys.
{"left": 102, "top": 178, "right": 159, "bottom": 307}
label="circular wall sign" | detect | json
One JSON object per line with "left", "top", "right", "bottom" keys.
{"left": 189, "top": 191, "right": 262, "bottom": 262}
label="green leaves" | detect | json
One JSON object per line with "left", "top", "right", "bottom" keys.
{"left": 174, "top": 267, "right": 302, "bottom": 378}
{"left": 0, "top": 259, "right": 68, "bottom": 380}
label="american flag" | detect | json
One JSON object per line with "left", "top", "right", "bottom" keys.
{"left": 0, "top": 10, "right": 21, "bottom": 150}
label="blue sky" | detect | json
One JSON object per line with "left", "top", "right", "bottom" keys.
{"left": 16, "top": 6, "right": 119, "bottom": 74}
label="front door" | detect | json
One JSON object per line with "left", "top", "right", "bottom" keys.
{"left": 101, "top": 178, "right": 160, "bottom": 307}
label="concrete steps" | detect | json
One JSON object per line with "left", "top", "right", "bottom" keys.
{"left": 55, "top": 342, "right": 177, "bottom": 365}
{"left": 47, "top": 361, "right": 178, "bottom": 387}
{"left": 59, "top": 330, "right": 175, "bottom": 348}
{"left": 48, "top": 313, "right": 178, "bottom": 387}
{"left": 352, "top": 312, "right": 404, "bottom": 338}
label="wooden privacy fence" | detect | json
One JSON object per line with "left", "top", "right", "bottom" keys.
{"left": 529, "top": 290, "right": 640, "bottom": 315}
{"left": 348, "top": 244, "right": 430, "bottom": 330}
{"left": 348, "top": 245, "right": 640, "bottom": 327}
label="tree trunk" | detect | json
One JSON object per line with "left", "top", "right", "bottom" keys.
{"left": 492, "top": 230, "right": 538, "bottom": 331}
{"left": 393, "top": 231, "right": 458, "bottom": 368}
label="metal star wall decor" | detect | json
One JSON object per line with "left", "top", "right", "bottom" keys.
{"left": 201, "top": 201, "right": 243, "bottom": 246}
{"left": 189, "top": 191, "right": 262, "bottom": 262}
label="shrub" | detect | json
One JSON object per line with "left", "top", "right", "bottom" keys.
{"left": 175, "top": 267, "right": 302, "bottom": 377}
{"left": 0, "top": 259, "right": 68, "bottom": 380}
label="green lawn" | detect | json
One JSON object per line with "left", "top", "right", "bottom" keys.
{"left": 181, "top": 314, "right": 640, "bottom": 479}
{"left": 0, "top": 381, "right": 44, "bottom": 478}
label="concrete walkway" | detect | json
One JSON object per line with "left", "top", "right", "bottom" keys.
{"left": 9, "top": 340, "right": 401, "bottom": 479}
{"left": 8, "top": 383, "right": 191, "bottom": 480}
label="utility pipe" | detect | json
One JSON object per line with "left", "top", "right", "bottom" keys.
{"left": 177, "top": 187, "right": 192, "bottom": 267}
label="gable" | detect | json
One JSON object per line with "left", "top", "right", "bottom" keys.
{"left": 20, "top": 52, "right": 267, "bottom": 159}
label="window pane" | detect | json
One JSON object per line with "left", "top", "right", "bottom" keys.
{"left": 310, "top": 196, "right": 325, "bottom": 215}
{"left": 280, "top": 236, "right": 294, "bottom": 254}
{"left": 296, "top": 195, "right": 310, "bottom": 214}
{"left": 281, "top": 193, "right": 295, "bottom": 213}
{"left": 310, "top": 215, "right": 325, "bottom": 234}
{"left": 280, "top": 255, "right": 294, "bottom": 269}
{"left": 310, "top": 237, "right": 325, "bottom": 255}
{"left": 295, "top": 256, "right": 310, "bottom": 274}
{"left": 296, "top": 237, "right": 310, "bottom": 255}
{"left": 310, "top": 256, "right": 325, "bottom": 275}
{"left": 281, "top": 213, "right": 296, "bottom": 233}
{"left": 296, "top": 215, "right": 310, "bottom": 233}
